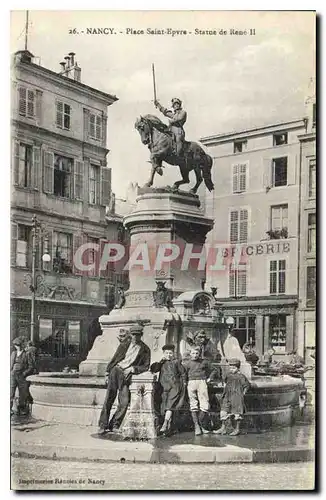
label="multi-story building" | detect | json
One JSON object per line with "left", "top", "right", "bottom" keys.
{"left": 11, "top": 49, "right": 121, "bottom": 370}
{"left": 297, "top": 79, "right": 316, "bottom": 363}
{"left": 201, "top": 118, "right": 307, "bottom": 358}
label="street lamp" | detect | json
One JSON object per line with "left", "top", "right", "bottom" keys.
{"left": 30, "top": 215, "right": 51, "bottom": 343}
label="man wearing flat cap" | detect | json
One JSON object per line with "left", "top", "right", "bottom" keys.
{"left": 10, "top": 337, "right": 34, "bottom": 416}
{"left": 154, "top": 97, "right": 187, "bottom": 156}
{"left": 98, "top": 324, "right": 150, "bottom": 434}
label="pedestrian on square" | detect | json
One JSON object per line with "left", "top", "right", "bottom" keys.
{"left": 213, "top": 358, "right": 250, "bottom": 436}
{"left": 10, "top": 337, "right": 34, "bottom": 416}
{"left": 182, "top": 346, "right": 219, "bottom": 435}
{"left": 98, "top": 324, "right": 150, "bottom": 435}
{"left": 151, "top": 345, "right": 187, "bottom": 436}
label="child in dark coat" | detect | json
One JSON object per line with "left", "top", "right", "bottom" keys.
{"left": 151, "top": 344, "right": 187, "bottom": 435}
{"left": 213, "top": 358, "right": 250, "bottom": 436}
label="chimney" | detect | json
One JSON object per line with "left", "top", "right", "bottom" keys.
{"left": 69, "top": 52, "right": 75, "bottom": 66}
{"left": 60, "top": 61, "right": 66, "bottom": 71}
{"left": 64, "top": 55, "right": 70, "bottom": 68}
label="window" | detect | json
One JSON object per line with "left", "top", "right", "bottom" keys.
{"left": 270, "top": 260, "right": 286, "bottom": 294}
{"left": 54, "top": 154, "right": 73, "bottom": 198}
{"left": 269, "top": 314, "right": 287, "bottom": 351}
{"left": 309, "top": 159, "right": 316, "bottom": 198}
{"left": 268, "top": 204, "right": 288, "bottom": 239}
{"left": 306, "top": 266, "right": 316, "bottom": 308}
{"left": 233, "top": 140, "right": 247, "bottom": 154}
{"left": 53, "top": 231, "right": 73, "bottom": 274}
{"left": 234, "top": 316, "right": 256, "bottom": 348}
{"left": 273, "top": 132, "right": 288, "bottom": 146}
{"left": 89, "top": 164, "right": 100, "bottom": 204}
{"left": 18, "top": 87, "right": 35, "bottom": 118}
{"left": 232, "top": 163, "right": 247, "bottom": 193}
{"left": 87, "top": 236, "right": 99, "bottom": 277}
{"left": 229, "top": 264, "right": 247, "bottom": 297}
{"left": 272, "top": 157, "right": 287, "bottom": 187}
{"left": 89, "top": 113, "right": 102, "bottom": 140}
{"left": 17, "top": 143, "right": 32, "bottom": 187}
{"left": 307, "top": 213, "right": 316, "bottom": 254}
{"left": 56, "top": 102, "right": 71, "bottom": 130}
{"left": 38, "top": 318, "right": 80, "bottom": 359}
{"left": 16, "top": 225, "right": 31, "bottom": 267}
{"left": 312, "top": 103, "right": 316, "bottom": 128}
{"left": 230, "top": 209, "right": 248, "bottom": 244}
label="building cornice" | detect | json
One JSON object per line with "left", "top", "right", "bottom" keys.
{"left": 12, "top": 119, "right": 110, "bottom": 156}
{"left": 200, "top": 119, "right": 307, "bottom": 145}
{"left": 15, "top": 60, "right": 118, "bottom": 106}
{"left": 298, "top": 131, "right": 316, "bottom": 142}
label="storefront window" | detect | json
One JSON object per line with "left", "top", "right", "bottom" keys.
{"left": 38, "top": 318, "right": 80, "bottom": 358}
{"left": 269, "top": 314, "right": 287, "bottom": 352}
{"left": 233, "top": 316, "right": 256, "bottom": 348}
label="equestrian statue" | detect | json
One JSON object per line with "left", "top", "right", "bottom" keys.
{"left": 134, "top": 64, "right": 214, "bottom": 194}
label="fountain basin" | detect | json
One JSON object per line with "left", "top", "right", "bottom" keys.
{"left": 28, "top": 373, "right": 305, "bottom": 430}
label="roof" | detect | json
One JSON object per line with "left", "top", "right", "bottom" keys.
{"left": 15, "top": 55, "right": 118, "bottom": 105}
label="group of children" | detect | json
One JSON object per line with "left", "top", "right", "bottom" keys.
{"left": 151, "top": 343, "right": 250, "bottom": 437}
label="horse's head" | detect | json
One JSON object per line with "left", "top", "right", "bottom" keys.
{"left": 135, "top": 116, "right": 152, "bottom": 146}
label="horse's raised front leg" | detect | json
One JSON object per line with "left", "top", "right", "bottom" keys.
{"left": 190, "top": 166, "right": 203, "bottom": 194}
{"left": 172, "top": 164, "right": 189, "bottom": 191}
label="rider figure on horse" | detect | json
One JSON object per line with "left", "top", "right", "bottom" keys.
{"left": 154, "top": 98, "right": 187, "bottom": 156}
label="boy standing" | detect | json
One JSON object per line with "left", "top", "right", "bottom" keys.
{"left": 213, "top": 358, "right": 250, "bottom": 436}
{"left": 183, "top": 347, "right": 218, "bottom": 435}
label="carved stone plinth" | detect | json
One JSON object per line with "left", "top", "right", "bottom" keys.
{"left": 119, "top": 372, "right": 158, "bottom": 440}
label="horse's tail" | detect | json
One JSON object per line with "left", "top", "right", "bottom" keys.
{"left": 202, "top": 154, "right": 214, "bottom": 191}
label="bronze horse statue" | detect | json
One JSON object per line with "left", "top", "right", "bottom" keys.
{"left": 135, "top": 114, "right": 214, "bottom": 194}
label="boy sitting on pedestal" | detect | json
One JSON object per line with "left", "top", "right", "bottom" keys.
{"left": 213, "top": 358, "right": 250, "bottom": 436}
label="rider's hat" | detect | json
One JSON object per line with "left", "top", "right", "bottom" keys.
{"left": 171, "top": 97, "right": 182, "bottom": 106}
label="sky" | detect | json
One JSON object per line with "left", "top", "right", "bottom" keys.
{"left": 10, "top": 10, "right": 315, "bottom": 198}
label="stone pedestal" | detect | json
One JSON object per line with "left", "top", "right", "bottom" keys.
{"left": 79, "top": 188, "right": 214, "bottom": 376}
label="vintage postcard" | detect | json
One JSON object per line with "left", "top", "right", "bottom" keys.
{"left": 10, "top": 10, "right": 316, "bottom": 491}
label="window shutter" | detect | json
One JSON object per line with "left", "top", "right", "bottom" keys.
{"left": 89, "top": 113, "right": 95, "bottom": 138}
{"left": 43, "top": 151, "right": 54, "bottom": 193}
{"left": 18, "top": 87, "right": 26, "bottom": 116}
{"left": 287, "top": 155, "right": 296, "bottom": 186}
{"left": 32, "top": 146, "right": 41, "bottom": 190}
{"left": 239, "top": 164, "right": 246, "bottom": 192}
{"left": 11, "top": 223, "right": 18, "bottom": 266}
{"left": 74, "top": 160, "right": 84, "bottom": 200}
{"left": 230, "top": 210, "right": 239, "bottom": 243}
{"left": 35, "top": 90, "right": 42, "bottom": 123}
{"left": 13, "top": 141, "right": 20, "bottom": 185}
{"left": 229, "top": 266, "right": 235, "bottom": 296}
{"left": 239, "top": 209, "right": 248, "bottom": 243}
{"left": 101, "top": 167, "right": 111, "bottom": 206}
{"left": 56, "top": 101, "right": 63, "bottom": 128}
{"left": 96, "top": 115, "right": 102, "bottom": 140}
{"left": 42, "top": 231, "right": 52, "bottom": 272}
{"left": 102, "top": 115, "right": 107, "bottom": 144}
{"left": 99, "top": 238, "right": 109, "bottom": 278}
{"left": 27, "top": 90, "right": 35, "bottom": 117}
{"left": 83, "top": 109, "right": 90, "bottom": 141}
{"left": 232, "top": 165, "right": 239, "bottom": 193}
{"left": 73, "top": 234, "right": 84, "bottom": 275}
{"left": 238, "top": 268, "right": 247, "bottom": 296}
{"left": 263, "top": 158, "right": 272, "bottom": 188}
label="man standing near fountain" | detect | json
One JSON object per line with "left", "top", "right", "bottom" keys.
{"left": 98, "top": 324, "right": 151, "bottom": 435}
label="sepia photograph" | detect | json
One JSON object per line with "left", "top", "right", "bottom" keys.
{"left": 9, "top": 9, "right": 316, "bottom": 491}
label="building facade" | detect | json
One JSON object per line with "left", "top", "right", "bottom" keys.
{"left": 201, "top": 118, "right": 307, "bottom": 357}
{"left": 11, "top": 49, "right": 122, "bottom": 370}
{"left": 297, "top": 80, "right": 316, "bottom": 363}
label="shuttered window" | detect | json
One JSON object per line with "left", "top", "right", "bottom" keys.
{"left": 101, "top": 167, "right": 111, "bottom": 206}
{"left": 230, "top": 209, "right": 248, "bottom": 244}
{"left": 18, "top": 87, "right": 35, "bottom": 118}
{"left": 74, "top": 160, "right": 84, "bottom": 200}
{"left": 270, "top": 260, "right": 286, "bottom": 294}
{"left": 56, "top": 101, "right": 71, "bottom": 130}
{"left": 232, "top": 163, "right": 247, "bottom": 193}
{"left": 89, "top": 112, "right": 102, "bottom": 140}
{"left": 229, "top": 264, "right": 247, "bottom": 297}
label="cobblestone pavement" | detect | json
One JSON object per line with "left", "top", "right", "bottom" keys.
{"left": 12, "top": 458, "right": 315, "bottom": 490}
